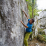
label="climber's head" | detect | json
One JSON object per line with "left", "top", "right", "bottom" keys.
{"left": 29, "top": 19, "right": 34, "bottom": 24}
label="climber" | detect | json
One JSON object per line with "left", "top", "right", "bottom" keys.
{"left": 21, "top": 10, "right": 34, "bottom": 46}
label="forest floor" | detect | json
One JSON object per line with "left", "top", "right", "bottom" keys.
{"left": 28, "top": 38, "right": 46, "bottom": 46}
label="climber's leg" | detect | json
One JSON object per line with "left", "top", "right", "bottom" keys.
{"left": 24, "top": 32, "right": 32, "bottom": 46}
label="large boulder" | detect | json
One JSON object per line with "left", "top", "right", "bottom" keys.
{"left": 38, "top": 11, "right": 46, "bottom": 29}
{"left": 34, "top": 10, "right": 46, "bottom": 36}
{"left": 38, "top": 11, "right": 46, "bottom": 19}
{"left": 0, "top": 0, "right": 29, "bottom": 46}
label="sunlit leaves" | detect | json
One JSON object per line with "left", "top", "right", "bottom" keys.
{"left": 25, "top": 0, "right": 41, "bottom": 18}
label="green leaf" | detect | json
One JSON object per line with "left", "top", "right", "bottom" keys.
{"left": 26, "top": 0, "right": 28, "bottom": 2}
{"left": 26, "top": 0, "right": 41, "bottom": 18}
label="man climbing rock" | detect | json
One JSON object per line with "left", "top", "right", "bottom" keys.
{"left": 21, "top": 10, "right": 34, "bottom": 46}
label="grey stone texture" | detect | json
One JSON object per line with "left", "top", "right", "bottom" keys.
{"left": 34, "top": 11, "right": 46, "bottom": 36}
{"left": 0, "top": 0, "right": 29, "bottom": 46}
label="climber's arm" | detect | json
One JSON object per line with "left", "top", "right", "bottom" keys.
{"left": 21, "top": 21, "right": 28, "bottom": 28}
{"left": 22, "top": 10, "right": 28, "bottom": 19}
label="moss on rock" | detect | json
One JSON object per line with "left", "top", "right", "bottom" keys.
{"left": 37, "top": 34, "right": 45, "bottom": 42}
{"left": 38, "top": 29, "right": 45, "bottom": 35}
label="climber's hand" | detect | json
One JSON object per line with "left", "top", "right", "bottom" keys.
{"left": 22, "top": 10, "right": 24, "bottom": 12}
{"left": 21, "top": 21, "right": 23, "bottom": 23}
{"left": 21, "top": 21, "right": 28, "bottom": 28}
{"left": 22, "top": 10, "right": 28, "bottom": 19}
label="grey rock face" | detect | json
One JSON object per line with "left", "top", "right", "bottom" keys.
{"left": 0, "top": 0, "right": 29, "bottom": 46}
{"left": 34, "top": 11, "right": 46, "bottom": 36}
{"left": 38, "top": 11, "right": 46, "bottom": 29}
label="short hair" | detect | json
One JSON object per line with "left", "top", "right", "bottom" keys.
{"left": 32, "top": 19, "right": 34, "bottom": 23}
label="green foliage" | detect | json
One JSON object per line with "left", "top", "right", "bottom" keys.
{"left": 38, "top": 28, "right": 46, "bottom": 42}
{"left": 43, "top": 9, "right": 46, "bottom": 11}
{"left": 38, "top": 29, "right": 45, "bottom": 35}
{"left": 26, "top": 0, "right": 28, "bottom": 2}
{"left": 37, "top": 34, "right": 45, "bottom": 42}
{"left": 25, "top": 0, "right": 41, "bottom": 18}
{"left": 42, "top": 35, "right": 46, "bottom": 40}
